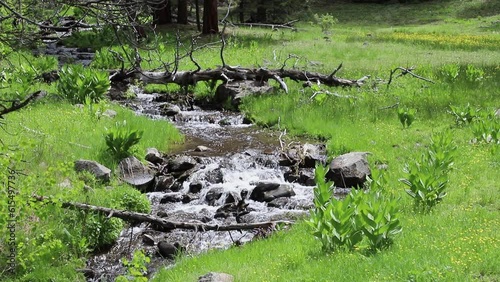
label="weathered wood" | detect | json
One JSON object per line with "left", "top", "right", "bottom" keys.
{"left": 136, "top": 66, "right": 367, "bottom": 93}
{"left": 32, "top": 195, "right": 293, "bottom": 232}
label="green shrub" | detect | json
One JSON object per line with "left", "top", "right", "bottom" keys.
{"left": 400, "top": 132, "right": 457, "bottom": 212}
{"left": 448, "top": 104, "right": 479, "bottom": 126}
{"left": 83, "top": 214, "right": 124, "bottom": 250}
{"left": 116, "top": 250, "right": 150, "bottom": 282}
{"left": 91, "top": 45, "right": 135, "bottom": 69}
{"left": 309, "top": 164, "right": 402, "bottom": 252}
{"left": 104, "top": 120, "right": 144, "bottom": 160}
{"left": 57, "top": 64, "right": 110, "bottom": 104}
{"left": 397, "top": 107, "right": 416, "bottom": 128}
{"left": 440, "top": 63, "right": 460, "bottom": 82}
{"left": 471, "top": 110, "right": 500, "bottom": 144}
{"left": 465, "top": 64, "right": 484, "bottom": 83}
{"left": 314, "top": 13, "right": 338, "bottom": 34}
{"left": 309, "top": 166, "right": 364, "bottom": 251}
{"left": 115, "top": 188, "right": 151, "bottom": 214}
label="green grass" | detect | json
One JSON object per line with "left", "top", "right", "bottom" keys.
{"left": 152, "top": 1, "right": 500, "bottom": 281}
{"left": 0, "top": 100, "right": 182, "bottom": 281}
{"left": 1, "top": 0, "right": 499, "bottom": 281}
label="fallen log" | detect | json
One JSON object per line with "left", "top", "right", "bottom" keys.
{"left": 32, "top": 195, "right": 293, "bottom": 232}
{"left": 136, "top": 65, "right": 368, "bottom": 93}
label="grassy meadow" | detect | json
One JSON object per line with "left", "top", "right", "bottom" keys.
{"left": 0, "top": 0, "right": 498, "bottom": 281}
{"left": 153, "top": 1, "right": 500, "bottom": 281}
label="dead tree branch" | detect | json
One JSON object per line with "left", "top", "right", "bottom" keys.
{"left": 32, "top": 195, "right": 294, "bottom": 232}
{"left": 233, "top": 20, "right": 298, "bottom": 31}
{"left": 0, "top": 91, "right": 45, "bottom": 118}
{"left": 387, "top": 66, "right": 435, "bottom": 88}
{"left": 135, "top": 66, "right": 367, "bottom": 91}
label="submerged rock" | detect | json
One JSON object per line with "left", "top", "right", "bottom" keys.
{"left": 250, "top": 182, "right": 296, "bottom": 202}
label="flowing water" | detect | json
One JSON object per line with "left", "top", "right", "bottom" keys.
{"left": 86, "top": 88, "right": 319, "bottom": 281}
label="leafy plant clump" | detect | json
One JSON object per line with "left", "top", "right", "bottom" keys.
{"left": 104, "top": 120, "right": 144, "bottom": 160}
{"left": 448, "top": 103, "right": 479, "bottom": 126}
{"left": 400, "top": 131, "right": 457, "bottom": 212}
{"left": 309, "top": 165, "right": 402, "bottom": 252}
{"left": 57, "top": 64, "right": 110, "bottom": 104}
{"left": 116, "top": 250, "right": 151, "bottom": 282}
{"left": 397, "top": 107, "right": 416, "bottom": 128}
{"left": 314, "top": 13, "right": 338, "bottom": 34}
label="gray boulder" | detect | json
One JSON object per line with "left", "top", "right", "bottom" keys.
{"left": 74, "top": 159, "right": 111, "bottom": 182}
{"left": 161, "top": 103, "right": 181, "bottom": 116}
{"left": 167, "top": 156, "right": 197, "bottom": 172}
{"left": 250, "top": 182, "right": 296, "bottom": 202}
{"left": 325, "top": 152, "right": 371, "bottom": 188}
{"left": 145, "top": 147, "right": 163, "bottom": 164}
{"left": 118, "top": 156, "right": 155, "bottom": 191}
{"left": 157, "top": 241, "right": 183, "bottom": 259}
{"left": 279, "top": 143, "right": 326, "bottom": 168}
{"left": 198, "top": 272, "right": 234, "bottom": 282}
{"left": 205, "top": 187, "right": 224, "bottom": 206}
{"left": 102, "top": 109, "right": 117, "bottom": 118}
{"left": 214, "top": 81, "right": 274, "bottom": 108}
{"left": 195, "top": 145, "right": 211, "bottom": 152}
{"left": 154, "top": 175, "right": 175, "bottom": 192}
{"left": 160, "top": 193, "right": 184, "bottom": 203}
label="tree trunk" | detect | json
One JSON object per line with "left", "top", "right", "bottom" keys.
{"left": 153, "top": 0, "right": 172, "bottom": 25}
{"left": 177, "top": 0, "right": 188, "bottom": 24}
{"left": 202, "top": 0, "right": 218, "bottom": 34}
{"left": 256, "top": 1, "right": 267, "bottom": 23}
{"left": 239, "top": 0, "right": 246, "bottom": 23}
{"left": 195, "top": 0, "right": 201, "bottom": 31}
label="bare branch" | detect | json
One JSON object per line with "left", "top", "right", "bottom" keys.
{"left": 31, "top": 195, "right": 294, "bottom": 232}
{"left": 0, "top": 91, "right": 45, "bottom": 117}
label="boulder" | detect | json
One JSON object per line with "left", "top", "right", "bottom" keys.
{"left": 279, "top": 143, "right": 326, "bottom": 168}
{"left": 189, "top": 182, "right": 203, "bottom": 193}
{"left": 204, "top": 167, "right": 223, "bottom": 184}
{"left": 198, "top": 272, "right": 234, "bottom": 282}
{"left": 74, "top": 159, "right": 111, "bottom": 182}
{"left": 102, "top": 109, "right": 117, "bottom": 118}
{"left": 154, "top": 175, "right": 175, "bottom": 192}
{"left": 267, "top": 197, "right": 290, "bottom": 208}
{"left": 142, "top": 234, "right": 155, "bottom": 246}
{"left": 214, "top": 200, "right": 249, "bottom": 219}
{"left": 160, "top": 193, "right": 184, "bottom": 203}
{"left": 195, "top": 145, "right": 211, "bottom": 152}
{"left": 302, "top": 143, "right": 327, "bottom": 167}
{"left": 214, "top": 81, "right": 274, "bottom": 108}
{"left": 167, "top": 156, "right": 197, "bottom": 172}
{"left": 118, "top": 156, "right": 155, "bottom": 191}
{"left": 161, "top": 103, "right": 181, "bottom": 116}
{"left": 205, "top": 187, "right": 224, "bottom": 206}
{"left": 157, "top": 241, "right": 183, "bottom": 259}
{"left": 325, "top": 152, "right": 371, "bottom": 188}
{"left": 249, "top": 182, "right": 296, "bottom": 202}
{"left": 299, "top": 168, "right": 316, "bottom": 186}
{"left": 145, "top": 148, "right": 163, "bottom": 164}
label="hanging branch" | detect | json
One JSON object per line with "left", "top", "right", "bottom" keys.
{"left": 0, "top": 91, "right": 45, "bottom": 118}
{"left": 31, "top": 195, "right": 294, "bottom": 232}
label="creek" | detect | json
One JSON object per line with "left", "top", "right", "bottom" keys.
{"left": 84, "top": 86, "right": 323, "bottom": 281}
